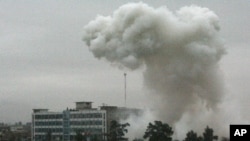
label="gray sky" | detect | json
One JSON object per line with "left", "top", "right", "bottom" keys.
{"left": 0, "top": 0, "right": 250, "bottom": 125}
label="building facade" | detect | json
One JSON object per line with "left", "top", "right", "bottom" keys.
{"left": 32, "top": 102, "right": 107, "bottom": 141}
{"left": 32, "top": 102, "right": 143, "bottom": 141}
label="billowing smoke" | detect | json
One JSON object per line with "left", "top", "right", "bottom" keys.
{"left": 82, "top": 2, "right": 225, "bottom": 137}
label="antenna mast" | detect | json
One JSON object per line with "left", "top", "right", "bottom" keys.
{"left": 124, "top": 73, "right": 127, "bottom": 107}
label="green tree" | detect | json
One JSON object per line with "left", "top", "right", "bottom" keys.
{"left": 143, "top": 121, "right": 174, "bottom": 141}
{"left": 91, "top": 135, "right": 99, "bottom": 141}
{"left": 220, "top": 137, "right": 229, "bottom": 141}
{"left": 183, "top": 130, "right": 202, "bottom": 141}
{"left": 75, "top": 130, "right": 86, "bottom": 141}
{"left": 109, "top": 120, "right": 130, "bottom": 141}
{"left": 46, "top": 130, "right": 52, "bottom": 141}
{"left": 203, "top": 126, "right": 218, "bottom": 141}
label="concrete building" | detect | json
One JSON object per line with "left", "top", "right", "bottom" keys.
{"left": 32, "top": 102, "right": 106, "bottom": 141}
{"left": 0, "top": 122, "right": 31, "bottom": 141}
{"left": 32, "top": 102, "right": 142, "bottom": 141}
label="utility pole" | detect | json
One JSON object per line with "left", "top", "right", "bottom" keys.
{"left": 124, "top": 73, "right": 127, "bottom": 107}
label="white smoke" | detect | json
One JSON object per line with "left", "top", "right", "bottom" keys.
{"left": 82, "top": 2, "right": 225, "bottom": 139}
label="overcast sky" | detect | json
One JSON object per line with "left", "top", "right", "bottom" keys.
{"left": 0, "top": 0, "right": 249, "bottom": 124}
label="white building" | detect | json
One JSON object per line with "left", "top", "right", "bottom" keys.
{"left": 32, "top": 102, "right": 143, "bottom": 141}
{"left": 32, "top": 102, "right": 107, "bottom": 141}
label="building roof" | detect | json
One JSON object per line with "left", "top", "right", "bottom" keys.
{"left": 75, "top": 101, "right": 93, "bottom": 104}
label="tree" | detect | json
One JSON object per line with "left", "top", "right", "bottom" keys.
{"left": 183, "top": 130, "right": 202, "bottom": 141}
{"left": 220, "top": 137, "right": 229, "bottom": 141}
{"left": 109, "top": 120, "right": 130, "bottom": 141}
{"left": 143, "top": 120, "right": 174, "bottom": 141}
{"left": 46, "top": 130, "right": 52, "bottom": 141}
{"left": 75, "top": 130, "right": 86, "bottom": 141}
{"left": 91, "top": 135, "right": 99, "bottom": 141}
{"left": 133, "top": 138, "right": 144, "bottom": 141}
{"left": 203, "top": 126, "right": 218, "bottom": 141}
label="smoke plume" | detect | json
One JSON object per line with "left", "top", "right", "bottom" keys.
{"left": 82, "top": 2, "right": 225, "bottom": 130}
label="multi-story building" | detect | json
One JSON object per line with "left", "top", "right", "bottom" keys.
{"left": 32, "top": 102, "right": 107, "bottom": 141}
{"left": 32, "top": 102, "right": 142, "bottom": 141}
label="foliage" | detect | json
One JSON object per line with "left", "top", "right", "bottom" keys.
{"left": 183, "top": 126, "right": 219, "bottom": 141}
{"left": 183, "top": 130, "right": 202, "bottom": 141}
{"left": 92, "top": 135, "right": 100, "bottom": 141}
{"left": 46, "top": 130, "right": 52, "bottom": 141}
{"left": 109, "top": 120, "right": 130, "bottom": 141}
{"left": 143, "top": 120, "right": 174, "bottom": 141}
{"left": 220, "top": 137, "right": 230, "bottom": 141}
{"left": 75, "top": 130, "right": 86, "bottom": 141}
{"left": 133, "top": 138, "right": 144, "bottom": 141}
{"left": 203, "top": 126, "right": 218, "bottom": 141}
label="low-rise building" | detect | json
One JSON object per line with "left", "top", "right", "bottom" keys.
{"left": 32, "top": 102, "right": 143, "bottom": 141}
{"left": 0, "top": 122, "right": 31, "bottom": 141}
{"left": 32, "top": 102, "right": 106, "bottom": 141}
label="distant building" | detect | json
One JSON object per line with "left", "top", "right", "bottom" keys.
{"left": 0, "top": 122, "right": 31, "bottom": 141}
{"left": 32, "top": 102, "right": 142, "bottom": 141}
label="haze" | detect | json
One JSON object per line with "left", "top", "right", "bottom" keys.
{"left": 1, "top": 1, "right": 249, "bottom": 136}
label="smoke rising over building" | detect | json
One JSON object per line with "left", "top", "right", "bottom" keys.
{"left": 82, "top": 2, "right": 225, "bottom": 125}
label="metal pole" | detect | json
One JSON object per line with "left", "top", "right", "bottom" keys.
{"left": 124, "top": 73, "right": 127, "bottom": 107}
